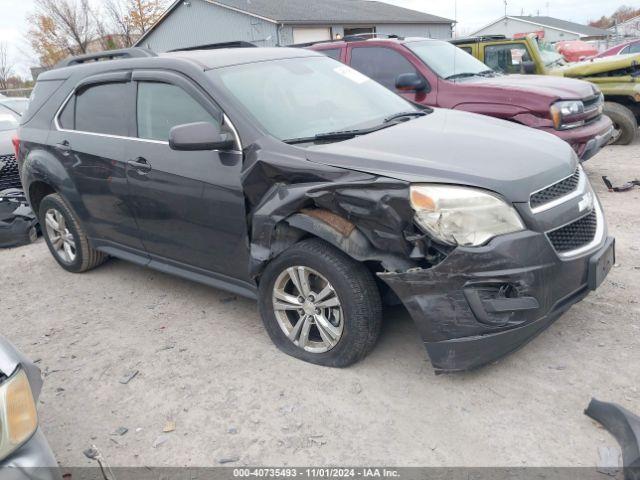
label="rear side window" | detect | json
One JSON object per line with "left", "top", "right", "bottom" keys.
{"left": 75, "top": 82, "right": 130, "bottom": 136}
{"left": 350, "top": 47, "right": 420, "bottom": 91}
{"left": 136, "top": 82, "right": 219, "bottom": 142}
{"left": 22, "top": 79, "right": 64, "bottom": 124}
{"left": 319, "top": 49, "right": 342, "bottom": 61}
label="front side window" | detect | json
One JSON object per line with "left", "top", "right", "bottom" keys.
{"left": 484, "top": 44, "right": 532, "bottom": 74}
{"left": 75, "top": 82, "right": 130, "bottom": 136}
{"left": 406, "top": 40, "right": 491, "bottom": 79}
{"left": 136, "top": 82, "right": 219, "bottom": 142}
{"left": 350, "top": 47, "right": 421, "bottom": 90}
{"left": 212, "top": 56, "right": 415, "bottom": 142}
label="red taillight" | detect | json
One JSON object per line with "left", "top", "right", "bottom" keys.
{"left": 12, "top": 136, "right": 20, "bottom": 159}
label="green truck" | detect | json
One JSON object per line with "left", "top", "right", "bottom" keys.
{"left": 452, "top": 35, "right": 640, "bottom": 145}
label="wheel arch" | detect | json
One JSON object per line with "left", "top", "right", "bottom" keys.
{"left": 260, "top": 209, "right": 416, "bottom": 278}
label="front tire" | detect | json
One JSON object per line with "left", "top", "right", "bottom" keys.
{"left": 258, "top": 238, "right": 382, "bottom": 367}
{"left": 39, "top": 193, "right": 107, "bottom": 273}
{"left": 604, "top": 102, "right": 637, "bottom": 145}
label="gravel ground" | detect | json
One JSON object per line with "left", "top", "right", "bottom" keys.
{"left": 1, "top": 141, "right": 639, "bottom": 468}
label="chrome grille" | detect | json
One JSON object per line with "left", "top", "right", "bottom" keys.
{"left": 582, "top": 93, "right": 604, "bottom": 124}
{"left": 530, "top": 168, "right": 581, "bottom": 209}
{"left": 547, "top": 210, "right": 598, "bottom": 253}
{"left": 0, "top": 154, "right": 22, "bottom": 191}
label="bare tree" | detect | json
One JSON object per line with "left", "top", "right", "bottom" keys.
{"left": 95, "top": 0, "right": 168, "bottom": 48}
{"left": 0, "top": 42, "right": 14, "bottom": 91}
{"left": 27, "top": 0, "right": 97, "bottom": 67}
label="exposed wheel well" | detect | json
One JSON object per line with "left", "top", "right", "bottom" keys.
{"left": 28, "top": 181, "right": 56, "bottom": 216}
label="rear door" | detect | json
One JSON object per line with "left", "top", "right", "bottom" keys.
{"left": 48, "top": 72, "right": 146, "bottom": 252}
{"left": 121, "top": 70, "right": 251, "bottom": 282}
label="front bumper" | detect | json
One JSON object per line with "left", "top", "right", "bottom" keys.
{"left": 543, "top": 115, "right": 613, "bottom": 161}
{"left": 379, "top": 230, "right": 614, "bottom": 373}
{"left": 0, "top": 429, "right": 59, "bottom": 480}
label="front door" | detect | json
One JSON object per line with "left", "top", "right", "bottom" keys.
{"left": 122, "top": 71, "right": 251, "bottom": 282}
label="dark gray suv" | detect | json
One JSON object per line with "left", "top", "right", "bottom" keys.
{"left": 16, "top": 46, "right": 614, "bottom": 373}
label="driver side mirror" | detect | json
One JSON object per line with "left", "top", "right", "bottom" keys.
{"left": 395, "top": 73, "right": 428, "bottom": 92}
{"left": 521, "top": 60, "right": 536, "bottom": 74}
{"left": 169, "top": 122, "right": 235, "bottom": 151}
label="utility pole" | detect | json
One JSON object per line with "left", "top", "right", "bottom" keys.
{"left": 504, "top": 0, "right": 508, "bottom": 17}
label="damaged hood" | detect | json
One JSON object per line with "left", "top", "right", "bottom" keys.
{"left": 306, "top": 108, "right": 576, "bottom": 203}
{"left": 457, "top": 74, "right": 596, "bottom": 101}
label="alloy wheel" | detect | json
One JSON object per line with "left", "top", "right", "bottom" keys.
{"left": 44, "top": 208, "right": 77, "bottom": 264}
{"left": 272, "top": 266, "right": 344, "bottom": 353}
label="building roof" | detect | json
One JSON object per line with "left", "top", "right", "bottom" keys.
{"left": 509, "top": 16, "right": 610, "bottom": 37}
{"left": 208, "top": 0, "right": 453, "bottom": 24}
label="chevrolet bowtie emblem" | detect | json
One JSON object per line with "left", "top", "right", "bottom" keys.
{"left": 578, "top": 192, "right": 594, "bottom": 213}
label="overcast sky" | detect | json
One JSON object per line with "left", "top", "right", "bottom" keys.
{"left": 0, "top": 0, "right": 634, "bottom": 77}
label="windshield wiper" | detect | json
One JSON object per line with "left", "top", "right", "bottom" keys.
{"left": 383, "top": 111, "right": 427, "bottom": 123}
{"left": 445, "top": 72, "right": 478, "bottom": 80}
{"left": 476, "top": 69, "right": 497, "bottom": 77}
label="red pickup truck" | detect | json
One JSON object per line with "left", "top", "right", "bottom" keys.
{"left": 308, "top": 36, "right": 613, "bottom": 161}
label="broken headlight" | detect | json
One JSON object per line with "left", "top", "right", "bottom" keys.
{"left": 0, "top": 369, "right": 38, "bottom": 460}
{"left": 410, "top": 185, "right": 525, "bottom": 247}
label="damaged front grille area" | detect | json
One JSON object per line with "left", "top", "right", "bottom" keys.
{"left": 0, "top": 154, "right": 22, "bottom": 191}
{"left": 547, "top": 209, "right": 597, "bottom": 253}
{"left": 530, "top": 168, "right": 581, "bottom": 210}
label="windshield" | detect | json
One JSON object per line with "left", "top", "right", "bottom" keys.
{"left": 211, "top": 56, "right": 417, "bottom": 142}
{"left": 0, "top": 113, "right": 18, "bottom": 132}
{"left": 406, "top": 40, "right": 492, "bottom": 79}
{"left": 535, "top": 40, "right": 566, "bottom": 67}
{"left": 0, "top": 98, "right": 29, "bottom": 116}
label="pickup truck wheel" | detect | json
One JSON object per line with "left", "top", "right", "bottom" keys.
{"left": 39, "top": 193, "right": 107, "bottom": 273}
{"left": 258, "top": 238, "right": 382, "bottom": 367}
{"left": 604, "top": 102, "right": 637, "bottom": 145}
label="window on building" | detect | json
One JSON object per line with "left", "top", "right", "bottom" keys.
{"left": 484, "top": 43, "right": 532, "bottom": 74}
{"left": 136, "top": 82, "right": 219, "bottom": 142}
{"left": 75, "top": 82, "right": 130, "bottom": 136}
{"left": 344, "top": 27, "right": 376, "bottom": 37}
{"left": 350, "top": 47, "right": 422, "bottom": 91}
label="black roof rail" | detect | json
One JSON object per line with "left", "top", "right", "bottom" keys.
{"left": 55, "top": 47, "right": 157, "bottom": 69}
{"left": 168, "top": 41, "right": 257, "bottom": 52}
{"left": 291, "top": 34, "right": 404, "bottom": 48}
{"left": 450, "top": 35, "right": 507, "bottom": 45}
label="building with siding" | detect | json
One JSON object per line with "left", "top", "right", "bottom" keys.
{"left": 471, "top": 16, "right": 610, "bottom": 43}
{"left": 135, "top": 0, "right": 454, "bottom": 52}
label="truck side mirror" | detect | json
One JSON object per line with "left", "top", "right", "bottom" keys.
{"left": 396, "top": 73, "right": 429, "bottom": 92}
{"left": 169, "top": 122, "right": 235, "bottom": 151}
{"left": 521, "top": 61, "right": 536, "bottom": 74}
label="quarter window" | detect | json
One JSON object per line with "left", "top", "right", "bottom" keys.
{"left": 136, "top": 82, "right": 218, "bottom": 142}
{"left": 484, "top": 44, "right": 532, "bottom": 74}
{"left": 74, "top": 82, "right": 130, "bottom": 136}
{"left": 350, "top": 47, "right": 422, "bottom": 91}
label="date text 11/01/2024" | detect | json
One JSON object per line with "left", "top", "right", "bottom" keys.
{"left": 233, "top": 468, "right": 400, "bottom": 477}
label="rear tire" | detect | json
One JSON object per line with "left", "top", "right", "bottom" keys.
{"left": 604, "top": 102, "right": 637, "bottom": 145}
{"left": 258, "top": 238, "right": 382, "bottom": 367}
{"left": 39, "top": 193, "right": 107, "bottom": 273}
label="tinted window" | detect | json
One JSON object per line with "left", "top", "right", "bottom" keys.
{"left": 460, "top": 46, "right": 472, "bottom": 54}
{"left": 22, "top": 79, "right": 64, "bottom": 123}
{"left": 137, "top": 82, "right": 218, "bottom": 142}
{"left": 75, "top": 82, "right": 129, "bottom": 136}
{"left": 350, "top": 47, "right": 421, "bottom": 90}
{"left": 58, "top": 96, "right": 75, "bottom": 129}
{"left": 629, "top": 43, "right": 640, "bottom": 54}
{"left": 320, "top": 49, "right": 342, "bottom": 61}
{"left": 621, "top": 45, "right": 631, "bottom": 54}
{"left": 484, "top": 44, "right": 532, "bottom": 74}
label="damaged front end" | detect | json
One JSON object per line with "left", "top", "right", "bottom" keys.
{"left": 0, "top": 189, "right": 38, "bottom": 249}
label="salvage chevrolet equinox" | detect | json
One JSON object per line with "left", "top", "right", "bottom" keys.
{"left": 16, "top": 47, "right": 615, "bottom": 372}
